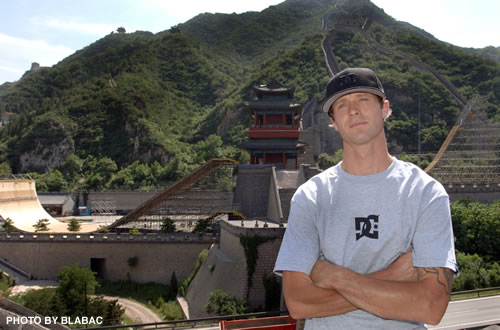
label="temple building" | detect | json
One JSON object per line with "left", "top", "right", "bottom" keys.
{"left": 243, "top": 80, "right": 306, "bottom": 169}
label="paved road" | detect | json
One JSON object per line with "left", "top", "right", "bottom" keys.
{"left": 430, "top": 296, "right": 500, "bottom": 329}
{"left": 103, "top": 296, "right": 163, "bottom": 324}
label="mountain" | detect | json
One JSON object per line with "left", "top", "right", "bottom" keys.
{"left": 0, "top": 0, "right": 498, "bottom": 187}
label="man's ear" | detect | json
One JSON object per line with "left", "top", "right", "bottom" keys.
{"left": 382, "top": 100, "right": 392, "bottom": 121}
{"left": 329, "top": 115, "right": 338, "bottom": 131}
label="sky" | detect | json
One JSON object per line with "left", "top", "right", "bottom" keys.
{"left": 1, "top": 0, "right": 499, "bottom": 85}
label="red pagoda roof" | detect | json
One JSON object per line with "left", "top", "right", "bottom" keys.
{"left": 254, "top": 80, "right": 295, "bottom": 99}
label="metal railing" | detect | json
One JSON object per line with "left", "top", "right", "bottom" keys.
{"left": 451, "top": 286, "right": 500, "bottom": 300}
{"left": 76, "top": 310, "right": 289, "bottom": 330}
{"left": 0, "top": 173, "right": 33, "bottom": 180}
{"left": 76, "top": 288, "right": 500, "bottom": 330}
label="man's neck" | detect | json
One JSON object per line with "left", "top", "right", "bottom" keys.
{"left": 341, "top": 138, "right": 393, "bottom": 176}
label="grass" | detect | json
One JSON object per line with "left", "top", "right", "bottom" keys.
{"left": 96, "top": 279, "right": 170, "bottom": 305}
{"left": 179, "top": 249, "right": 209, "bottom": 296}
{"left": 150, "top": 298, "right": 185, "bottom": 321}
{"left": 451, "top": 288, "right": 500, "bottom": 301}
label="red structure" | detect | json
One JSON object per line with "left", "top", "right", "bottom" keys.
{"left": 243, "top": 80, "right": 305, "bottom": 169}
{"left": 220, "top": 315, "right": 297, "bottom": 329}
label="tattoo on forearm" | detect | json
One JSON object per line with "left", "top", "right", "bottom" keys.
{"left": 422, "top": 267, "right": 453, "bottom": 295}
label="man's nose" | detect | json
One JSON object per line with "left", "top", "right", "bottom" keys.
{"left": 348, "top": 103, "right": 360, "bottom": 116}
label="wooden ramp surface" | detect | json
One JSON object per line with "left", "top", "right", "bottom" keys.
{"left": 0, "top": 180, "right": 98, "bottom": 233}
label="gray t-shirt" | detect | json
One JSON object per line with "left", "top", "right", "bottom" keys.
{"left": 274, "top": 158, "right": 457, "bottom": 329}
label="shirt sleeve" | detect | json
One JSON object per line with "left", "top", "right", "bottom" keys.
{"left": 412, "top": 192, "right": 458, "bottom": 273}
{"left": 274, "top": 192, "right": 321, "bottom": 276}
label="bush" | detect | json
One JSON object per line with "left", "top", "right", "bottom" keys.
{"left": 19, "top": 288, "right": 65, "bottom": 317}
{"left": 160, "top": 217, "right": 176, "bottom": 233}
{"left": 67, "top": 218, "right": 81, "bottom": 232}
{"left": 317, "top": 149, "right": 343, "bottom": 170}
{"left": 152, "top": 297, "right": 184, "bottom": 320}
{"left": 453, "top": 251, "right": 500, "bottom": 291}
{"left": 205, "top": 289, "right": 247, "bottom": 316}
{"left": 451, "top": 199, "right": 500, "bottom": 260}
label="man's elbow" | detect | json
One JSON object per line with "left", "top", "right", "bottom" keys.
{"left": 285, "top": 298, "right": 308, "bottom": 320}
{"left": 421, "top": 292, "right": 450, "bottom": 325}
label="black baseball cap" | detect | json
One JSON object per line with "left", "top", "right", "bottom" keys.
{"left": 322, "top": 68, "right": 385, "bottom": 113}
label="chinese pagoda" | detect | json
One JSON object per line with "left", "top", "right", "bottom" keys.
{"left": 243, "top": 80, "right": 305, "bottom": 169}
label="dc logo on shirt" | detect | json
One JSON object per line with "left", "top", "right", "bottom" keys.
{"left": 355, "top": 215, "right": 379, "bottom": 240}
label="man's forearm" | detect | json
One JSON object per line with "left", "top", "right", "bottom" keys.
{"left": 311, "top": 262, "right": 452, "bottom": 325}
{"left": 283, "top": 271, "right": 357, "bottom": 319}
{"left": 283, "top": 252, "right": 417, "bottom": 319}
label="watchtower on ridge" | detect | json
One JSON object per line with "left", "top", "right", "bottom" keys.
{"left": 243, "top": 80, "right": 306, "bottom": 169}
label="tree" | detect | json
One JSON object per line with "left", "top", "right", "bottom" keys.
{"left": 452, "top": 252, "right": 500, "bottom": 291}
{"left": 205, "top": 289, "right": 247, "bottom": 316}
{"left": 56, "top": 264, "right": 99, "bottom": 317}
{"left": 317, "top": 149, "right": 343, "bottom": 170}
{"left": 116, "top": 27, "right": 126, "bottom": 33}
{"left": 61, "top": 154, "right": 83, "bottom": 181}
{"left": 192, "top": 218, "right": 211, "bottom": 233}
{"left": 18, "top": 265, "right": 124, "bottom": 325}
{"left": 1, "top": 217, "right": 16, "bottom": 233}
{"left": 83, "top": 156, "right": 118, "bottom": 190}
{"left": 160, "top": 217, "right": 176, "bottom": 233}
{"left": 451, "top": 199, "right": 500, "bottom": 259}
{"left": 129, "top": 226, "right": 141, "bottom": 235}
{"left": 33, "top": 218, "right": 50, "bottom": 232}
{"left": 87, "top": 296, "right": 124, "bottom": 326}
{"left": 194, "top": 134, "right": 223, "bottom": 163}
{"left": 36, "top": 169, "right": 67, "bottom": 192}
{"left": 67, "top": 218, "right": 81, "bottom": 232}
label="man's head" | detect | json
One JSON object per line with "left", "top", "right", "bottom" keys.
{"left": 322, "top": 68, "right": 386, "bottom": 118}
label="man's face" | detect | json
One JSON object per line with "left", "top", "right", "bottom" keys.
{"left": 329, "top": 92, "right": 390, "bottom": 147}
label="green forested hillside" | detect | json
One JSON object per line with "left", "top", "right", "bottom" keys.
{"left": 0, "top": 0, "right": 498, "bottom": 191}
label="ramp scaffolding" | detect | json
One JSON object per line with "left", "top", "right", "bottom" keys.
{"left": 425, "top": 97, "right": 500, "bottom": 186}
{"left": 108, "top": 159, "right": 239, "bottom": 231}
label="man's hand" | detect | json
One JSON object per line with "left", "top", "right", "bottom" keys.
{"left": 310, "top": 251, "right": 417, "bottom": 290}
{"left": 310, "top": 259, "right": 341, "bottom": 289}
{"left": 376, "top": 251, "right": 418, "bottom": 282}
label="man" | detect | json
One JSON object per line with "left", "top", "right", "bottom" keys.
{"left": 274, "top": 68, "right": 457, "bottom": 329}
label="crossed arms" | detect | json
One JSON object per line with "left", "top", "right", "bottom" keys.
{"left": 282, "top": 251, "right": 453, "bottom": 325}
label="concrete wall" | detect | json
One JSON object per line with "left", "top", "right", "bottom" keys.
{"left": 185, "top": 220, "right": 285, "bottom": 318}
{"left": 0, "top": 233, "right": 214, "bottom": 284}
{"left": 445, "top": 185, "right": 500, "bottom": 204}
{"left": 233, "top": 166, "right": 272, "bottom": 218}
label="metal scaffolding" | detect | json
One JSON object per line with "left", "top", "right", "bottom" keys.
{"left": 425, "top": 97, "right": 500, "bottom": 186}
{"left": 108, "top": 158, "right": 239, "bottom": 231}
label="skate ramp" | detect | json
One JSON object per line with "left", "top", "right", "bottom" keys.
{"left": 0, "top": 180, "right": 98, "bottom": 233}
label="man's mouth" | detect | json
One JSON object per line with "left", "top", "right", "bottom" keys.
{"left": 349, "top": 121, "right": 366, "bottom": 128}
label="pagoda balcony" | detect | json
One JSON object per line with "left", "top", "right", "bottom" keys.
{"left": 249, "top": 126, "right": 300, "bottom": 139}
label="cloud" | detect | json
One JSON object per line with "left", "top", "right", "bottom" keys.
{"left": 0, "top": 32, "right": 75, "bottom": 83}
{"left": 140, "top": 0, "right": 282, "bottom": 22}
{"left": 32, "top": 17, "right": 116, "bottom": 36}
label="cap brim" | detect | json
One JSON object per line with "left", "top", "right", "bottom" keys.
{"left": 322, "top": 87, "right": 385, "bottom": 113}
